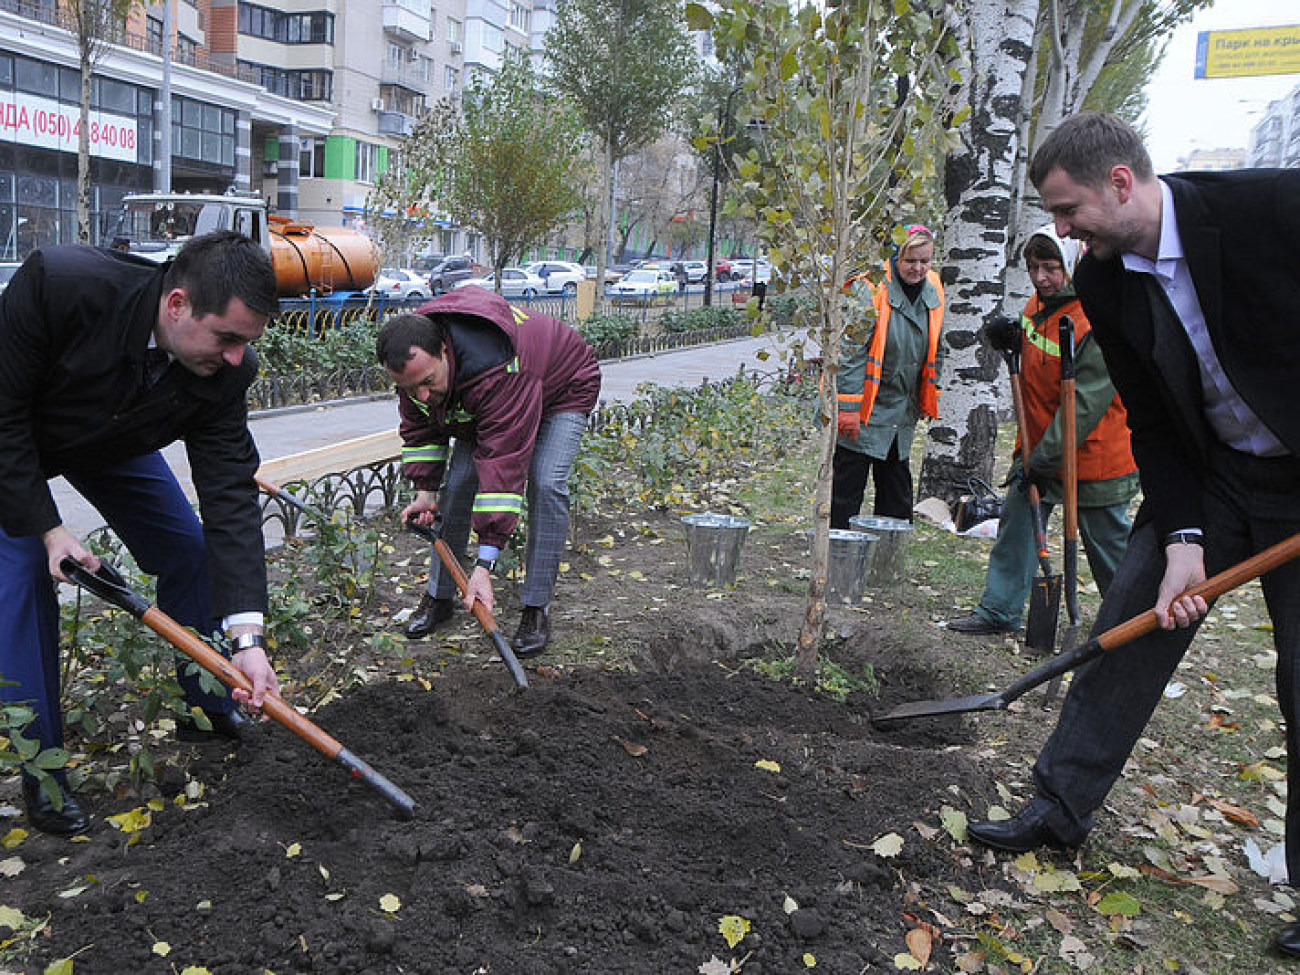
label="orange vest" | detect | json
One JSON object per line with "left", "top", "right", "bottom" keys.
{"left": 838, "top": 266, "right": 945, "bottom": 423}
{"left": 1019, "top": 295, "right": 1136, "bottom": 481}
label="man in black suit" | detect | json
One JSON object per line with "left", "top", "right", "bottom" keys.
{"left": 966, "top": 113, "right": 1300, "bottom": 958}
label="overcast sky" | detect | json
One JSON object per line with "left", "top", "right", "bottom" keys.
{"left": 1141, "top": 0, "right": 1298, "bottom": 170}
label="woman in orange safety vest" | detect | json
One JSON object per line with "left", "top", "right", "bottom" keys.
{"left": 832, "top": 224, "right": 945, "bottom": 528}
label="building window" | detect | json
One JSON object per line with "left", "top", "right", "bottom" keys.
{"left": 508, "top": 2, "right": 528, "bottom": 32}
{"left": 172, "top": 95, "right": 235, "bottom": 167}
{"left": 299, "top": 137, "right": 325, "bottom": 178}
{"left": 146, "top": 15, "right": 163, "bottom": 54}
{"left": 239, "top": 62, "right": 333, "bottom": 101}
{"left": 355, "top": 141, "right": 379, "bottom": 184}
{"left": 447, "top": 18, "right": 462, "bottom": 45}
{"left": 444, "top": 65, "right": 459, "bottom": 92}
{"left": 238, "top": 3, "right": 334, "bottom": 44}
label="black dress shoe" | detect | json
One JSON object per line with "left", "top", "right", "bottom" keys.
{"left": 404, "top": 594, "right": 455, "bottom": 640}
{"left": 947, "top": 612, "right": 1017, "bottom": 636}
{"left": 177, "top": 708, "right": 248, "bottom": 744}
{"left": 512, "top": 606, "right": 550, "bottom": 658}
{"left": 22, "top": 778, "right": 89, "bottom": 837}
{"left": 1276, "top": 921, "right": 1300, "bottom": 957}
{"left": 968, "top": 804, "right": 1080, "bottom": 853}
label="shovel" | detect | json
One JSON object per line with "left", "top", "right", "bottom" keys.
{"left": 1004, "top": 345, "right": 1061, "bottom": 655}
{"left": 872, "top": 530, "right": 1300, "bottom": 724}
{"left": 60, "top": 558, "right": 417, "bottom": 819}
{"left": 406, "top": 518, "right": 529, "bottom": 689}
{"left": 1044, "top": 317, "right": 1079, "bottom": 708}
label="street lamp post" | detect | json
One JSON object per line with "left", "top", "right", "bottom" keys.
{"left": 703, "top": 87, "right": 740, "bottom": 308}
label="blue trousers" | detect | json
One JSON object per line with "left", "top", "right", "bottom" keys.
{"left": 0, "top": 452, "right": 233, "bottom": 751}
{"left": 427, "top": 413, "right": 588, "bottom": 608}
{"left": 974, "top": 482, "right": 1133, "bottom": 628}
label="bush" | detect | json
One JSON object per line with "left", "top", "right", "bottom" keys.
{"left": 256, "top": 319, "right": 383, "bottom": 376}
{"left": 764, "top": 293, "right": 816, "bottom": 329}
{"left": 658, "top": 306, "right": 746, "bottom": 334}
{"left": 576, "top": 313, "right": 639, "bottom": 346}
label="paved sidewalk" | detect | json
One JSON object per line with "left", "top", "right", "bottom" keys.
{"left": 54, "top": 331, "right": 809, "bottom": 537}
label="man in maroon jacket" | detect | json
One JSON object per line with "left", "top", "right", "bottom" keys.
{"left": 377, "top": 287, "right": 601, "bottom": 656}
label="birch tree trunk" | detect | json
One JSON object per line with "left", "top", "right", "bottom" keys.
{"left": 917, "top": 0, "right": 1038, "bottom": 503}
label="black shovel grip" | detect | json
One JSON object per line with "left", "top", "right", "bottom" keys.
{"left": 1059, "top": 316, "right": 1076, "bottom": 381}
{"left": 61, "top": 558, "right": 151, "bottom": 618}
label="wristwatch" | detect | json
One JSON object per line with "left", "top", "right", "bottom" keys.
{"left": 1164, "top": 531, "right": 1204, "bottom": 548}
{"left": 232, "top": 632, "right": 267, "bottom": 653}
{"left": 474, "top": 557, "right": 497, "bottom": 573}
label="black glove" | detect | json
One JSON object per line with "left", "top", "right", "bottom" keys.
{"left": 983, "top": 316, "right": 1021, "bottom": 353}
{"left": 1006, "top": 464, "right": 1053, "bottom": 497}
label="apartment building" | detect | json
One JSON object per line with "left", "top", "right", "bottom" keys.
{"left": 1247, "top": 82, "right": 1300, "bottom": 169}
{"left": 0, "top": 0, "right": 491, "bottom": 261}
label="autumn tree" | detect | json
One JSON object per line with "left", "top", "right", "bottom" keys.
{"left": 367, "top": 52, "right": 583, "bottom": 284}
{"left": 694, "top": 0, "right": 959, "bottom": 677}
{"left": 67, "top": 0, "right": 140, "bottom": 243}
{"left": 544, "top": 0, "right": 697, "bottom": 297}
{"left": 917, "top": 0, "right": 1212, "bottom": 503}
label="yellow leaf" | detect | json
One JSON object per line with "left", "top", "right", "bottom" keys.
{"left": 1108, "top": 862, "right": 1140, "bottom": 879}
{"left": 0, "top": 906, "right": 28, "bottom": 930}
{"left": 285, "top": 843, "right": 302, "bottom": 858}
{"left": 718, "top": 914, "right": 750, "bottom": 949}
{"left": 325, "top": 893, "right": 346, "bottom": 901}
{"left": 179, "top": 968, "right": 214, "bottom": 975}
{"left": 379, "top": 893, "right": 401, "bottom": 913}
{"left": 802, "top": 953, "right": 817, "bottom": 967}
{"left": 939, "top": 805, "right": 967, "bottom": 842}
{"left": 755, "top": 759, "right": 781, "bottom": 773}
{"left": 135, "top": 891, "right": 149, "bottom": 904}
{"left": 43, "top": 961, "right": 74, "bottom": 975}
{"left": 569, "top": 840, "right": 583, "bottom": 863}
{"left": 106, "top": 807, "right": 152, "bottom": 834}
{"left": 152, "top": 941, "right": 171, "bottom": 957}
{"left": 893, "top": 953, "right": 923, "bottom": 970}
{"left": 2, "top": 828, "right": 27, "bottom": 849}
{"left": 871, "top": 833, "right": 904, "bottom": 857}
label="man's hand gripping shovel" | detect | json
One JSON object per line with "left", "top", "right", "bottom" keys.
{"left": 60, "top": 559, "right": 417, "bottom": 819}
{"left": 405, "top": 516, "right": 529, "bottom": 689}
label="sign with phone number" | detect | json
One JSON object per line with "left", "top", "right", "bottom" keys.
{"left": 0, "top": 91, "right": 138, "bottom": 163}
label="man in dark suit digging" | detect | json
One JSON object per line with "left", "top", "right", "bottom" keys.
{"left": 964, "top": 112, "right": 1300, "bottom": 960}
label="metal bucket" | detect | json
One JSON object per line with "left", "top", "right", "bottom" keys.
{"left": 849, "top": 515, "right": 913, "bottom": 587}
{"left": 681, "top": 513, "right": 751, "bottom": 587}
{"left": 826, "top": 529, "right": 878, "bottom": 604}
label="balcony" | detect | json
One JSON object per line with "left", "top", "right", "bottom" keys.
{"left": 383, "top": 2, "right": 431, "bottom": 42}
{"left": 380, "top": 59, "right": 428, "bottom": 93}
{"left": 377, "top": 110, "right": 414, "bottom": 137}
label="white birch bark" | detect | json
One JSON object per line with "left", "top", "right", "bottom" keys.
{"left": 917, "top": 0, "right": 1038, "bottom": 503}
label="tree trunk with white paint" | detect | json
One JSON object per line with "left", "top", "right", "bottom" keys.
{"left": 917, "top": 0, "right": 1038, "bottom": 504}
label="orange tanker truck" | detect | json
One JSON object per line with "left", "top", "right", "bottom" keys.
{"left": 111, "top": 192, "right": 380, "bottom": 298}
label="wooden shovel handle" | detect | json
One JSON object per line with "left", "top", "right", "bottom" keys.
{"left": 1097, "top": 532, "right": 1300, "bottom": 651}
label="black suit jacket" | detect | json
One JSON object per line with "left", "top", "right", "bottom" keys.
{"left": 1074, "top": 169, "right": 1300, "bottom": 537}
{"left": 0, "top": 245, "right": 267, "bottom": 616}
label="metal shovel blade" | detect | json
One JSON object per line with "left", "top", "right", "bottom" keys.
{"left": 1025, "top": 573, "right": 1062, "bottom": 655}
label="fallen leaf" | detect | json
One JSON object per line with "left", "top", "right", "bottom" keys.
{"left": 698, "top": 957, "right": 732, "bottom": 975}
{"left": 1206, "top": 798, "right": 1259, "bottom": 827}
{"left": 153, "top": 941, "right": 171, "bottom": 957}
{"left": 615, "top": 737, "right": 647, "bottom": 757}
{"left": 802, "top": 953, "right": 816, "bottom": 967}
{"left": 106, "top": 807, "right": 152, "bottom": 834}
{"left": 783, "top": 894, "right": 799, "bottom": 914}
{"left": 0, "top": 906, "right": 27, "bottom": 930}
{"left": 0, "top": 858, "right": 23, "bottom": 878}
{"left": 892, "top": 952, "right": 922, "bottom": 970}
{"left": 569, "top": 840, "right": 583, "bottom": 863}
{"left": 1095, "top": 891, "right": 1140, "bottom": 916}
{"left": 905, "top": 927, "right": 932, "bottom": 966}
{"left": 755, "top": 760, "right": 781, "bottom": 773}
{"left": 718, "top": 914, "right": 750, "bottom": 949}
{"left": 871, "top": 832, "right": 904, "bottom": 857}
{"left": 939, "top": 805, "right": 967, "bottom": 842}
{"left": 1, "top": 829, "right": 27, "bottom": 849}
{"left": 378, "top": 893, "right": 401, "bottom": 913}
{"left": 285, "top": 842, "right": 302, "bottom": 858}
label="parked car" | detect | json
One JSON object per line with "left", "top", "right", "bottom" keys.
{"left": 608, "top": 268, "right": 677, "bottom": 303}
{"left": 584, "top": 264, "right": 623, "bottom": 285}
{"left": 0, "top": 261, "right": 20, "bottom": 296}
{"left": 525, "top": 260, "right": 586, "bottom": 296}
{"left": 454, "top": 267, "right": 546, "bottom": 298}
{"left": 368, "top": 268, "right": 427, "bottom": 300}
{"left": 679, "top": 260, "right": 708, "bottom": 283}
{"left": 714, "top": 259, "right": 733, "bottom": 282}
{"left": 729, "top": 258, "right": 772, "bottom": 283}
{"left": 424, "top": 255, "right": 478, "bottom": 294}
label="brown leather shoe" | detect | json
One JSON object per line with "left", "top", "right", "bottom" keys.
{"left": 405, "top": 593, "right": 455, "bottom": 639}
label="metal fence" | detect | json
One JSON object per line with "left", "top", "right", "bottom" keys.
{"left": 272, "top": 292, "right": 574, "bottom": 338}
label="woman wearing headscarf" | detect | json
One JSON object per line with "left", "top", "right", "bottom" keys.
{"left": 832, "top": 224, "right": 945, "bottom": 528}
{"left": 947, "top": 225, "right": 1138, "bottom": 635}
